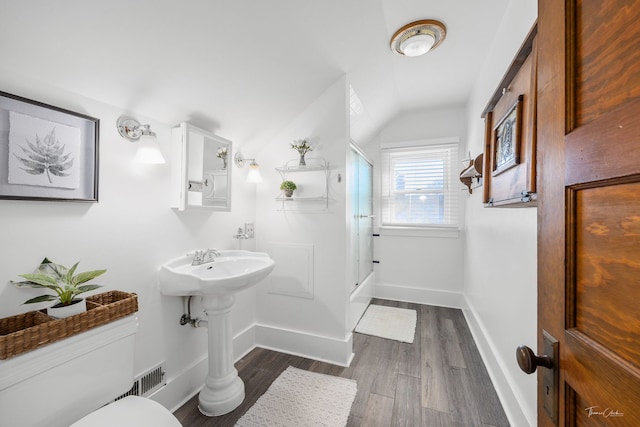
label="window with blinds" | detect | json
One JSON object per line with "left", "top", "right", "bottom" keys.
{"left": 380, "top": 143, "right": 458, "bottom": 227}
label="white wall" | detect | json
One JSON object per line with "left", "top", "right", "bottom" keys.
{"left": 0, "top": 70, "right": 258, "bottom": 412}
{"left": 364, "top": 106, "right": 467, "bottom": 308}
{"left": 253, "top": 76, "right": 353, "bottom": 365}
{"left": 462, "top": 1, "right": 538, "bottom": 426}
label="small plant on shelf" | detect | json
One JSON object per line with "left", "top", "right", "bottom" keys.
{"left": 280, "top": 180, "right": 297, "bottom": 198}
{"left": 12, "top": 258, "right": 106, "bottom": 308}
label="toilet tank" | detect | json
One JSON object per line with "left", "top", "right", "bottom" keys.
{"left": 0, "top": 315, "right": 137, "bottom": 427}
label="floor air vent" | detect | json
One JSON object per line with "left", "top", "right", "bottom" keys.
{"left": 115, "top": 362, "right": 166, "bottom": 400}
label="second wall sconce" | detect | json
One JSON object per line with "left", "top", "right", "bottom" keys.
{"left": 234, "top": 152, "right": 262, "bottom": 183}
{"left": 117, "top": 116, "right": 166, "bottom": 164}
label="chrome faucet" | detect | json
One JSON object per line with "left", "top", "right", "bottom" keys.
{"left": 191, "top": 248, "right": 221, "bottom": 265}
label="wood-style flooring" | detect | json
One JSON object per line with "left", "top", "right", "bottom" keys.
{"left": 173, "top": 299, "right": 510, "bottom": 426}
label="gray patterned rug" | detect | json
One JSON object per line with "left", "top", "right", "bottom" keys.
{"left": 235, "top": 366, "right": 357, "bottom": 427}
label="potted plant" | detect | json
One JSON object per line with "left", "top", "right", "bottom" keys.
{"left": 291, "top": 138, "right": 313, "bottom": 167}
{"left": 12, "top": 258, "right": 106, "bottom": 318}
{"left": 280, "top": 180, "right": 297, "bottom": 198}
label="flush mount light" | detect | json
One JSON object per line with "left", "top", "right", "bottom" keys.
{"left": 390, "top": 19, "right": 446, "bottom": 57}
{"left": 116, "top": 115, "right": 166, "bottom": 164}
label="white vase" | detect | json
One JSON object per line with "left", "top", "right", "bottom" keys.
{"left": 47, "top": 298, "right": 86, "bottom": 319}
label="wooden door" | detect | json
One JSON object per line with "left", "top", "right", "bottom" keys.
{"left": 536, "top": 0, "right": 640, "bottom": 425}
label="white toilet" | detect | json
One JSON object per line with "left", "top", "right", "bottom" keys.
{"left": 71, "top": 395, "right": 181, "bottom": 427}
{"left": 0, "top": 315, "right": 181, "bottom": 427}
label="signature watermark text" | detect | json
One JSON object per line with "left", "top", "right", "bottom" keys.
{"left": 585, "top": 406, "right": 624, "bottom": 418}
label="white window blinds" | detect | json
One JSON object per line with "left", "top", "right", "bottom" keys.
{"left": 380, "top": 143, "right": 458, "bottom": 227}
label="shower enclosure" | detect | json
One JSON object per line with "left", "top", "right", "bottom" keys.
{"left": 349, "top": 144, "right": 373, "bottom": 292}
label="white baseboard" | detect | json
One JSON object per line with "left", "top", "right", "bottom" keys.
{"left": 373, "top": 282, "right": 463, "bottom": 308}
{"left": 255, "top": 324, "right": 354, "bottom": 367}
{"left": 462, "top": 296, "right": 535, "bottom": 427}
{"left": 233, "top": 323, "right": 257, "bottom": 360}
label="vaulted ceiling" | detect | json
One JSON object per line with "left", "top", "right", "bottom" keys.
{"left": 0, "top": 0, "right": 509, "bottom": 146}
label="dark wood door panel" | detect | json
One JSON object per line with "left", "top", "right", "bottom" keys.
{"left": 564, "top": 330, "right": 640, "bottom": 425}
{"left": 574, "top": 0, "right": 640, "bottom": 126}
{"left": 574, "top": 391, "right": 625, "bottom": 426}
{"left": 565, "top": 97, "right": 640, "bottom": 187}
{"left": 570, "top": 181, "right": 640, "bottom": 368}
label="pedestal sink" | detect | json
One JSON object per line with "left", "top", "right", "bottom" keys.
{"left": 159, "top": 250, "right": 275, "bottom": 416}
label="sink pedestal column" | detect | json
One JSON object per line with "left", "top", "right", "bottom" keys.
{"left": 198, "top": 295, "right": 245, "bottom": 416}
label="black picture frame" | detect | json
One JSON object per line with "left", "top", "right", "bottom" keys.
{"left": 0, "top": 91, "right": 99, "bottom": 202}
{"left": 492, "top": 94, "right": 523, "bottom": 177}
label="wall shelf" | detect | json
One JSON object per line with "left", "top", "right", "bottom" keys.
{"left": 275, "top": 158, "right": 329, "bottom": 211}
{"left": 275, "top": 164, "right": 327, "bottom": 173}
{"left": 275, "top": 196, "right": 328, "bottom": 202}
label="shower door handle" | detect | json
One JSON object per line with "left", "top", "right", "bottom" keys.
{"left": 358, "top": 215, "right": 376, "bottom": 218}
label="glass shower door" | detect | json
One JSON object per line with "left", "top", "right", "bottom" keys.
{"left": 350, "top": 145, "right": 373, "bottom": 292}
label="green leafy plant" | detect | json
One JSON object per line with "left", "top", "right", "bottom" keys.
{"left": 13, "top": 128, "right": 74, "bottom": 184}
{"left": 280, "top": 180, "right": 297, "bottom": 191}
{"left": 12, "top": 258, "right": 106, "bottom": 306}
{"left": 280, "top": 180, "right": 297, "bottom": 197}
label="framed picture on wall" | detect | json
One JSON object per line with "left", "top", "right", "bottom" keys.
{"left": 0, "top": 91, "right": 99, "bottom": 202}
{"left": 492, "top": 94, "right": 523, "bottom": 176}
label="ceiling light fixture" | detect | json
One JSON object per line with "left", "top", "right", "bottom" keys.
{"left": 390, "top": 19, "right": 446, "bottom": 57}
{"left": 116, "top": 116, "right": 166, "bottom": 164}
{"left": 234, "top": 152, "right": 262, "bottom": 183}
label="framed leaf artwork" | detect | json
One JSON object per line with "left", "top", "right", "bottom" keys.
{"left": 0, "top": 91, "right": 99, "bottom": 202}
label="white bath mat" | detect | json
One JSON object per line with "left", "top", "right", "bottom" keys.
{"left": 235, "top": 366, "right": 357, "bottom": 427}
{"left": 355, "top": 304, "right": 417, "bottom": 343}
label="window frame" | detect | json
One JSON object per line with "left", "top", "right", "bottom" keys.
{"left": 379, "top": 138, "right": 460, "bottom": 230}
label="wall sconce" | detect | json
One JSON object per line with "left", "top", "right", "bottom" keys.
{"left": 116, "top": 116, "right": 166, "bottom": 164}
{"left": 234, "top": 152, "right": 262, "bottom": 183}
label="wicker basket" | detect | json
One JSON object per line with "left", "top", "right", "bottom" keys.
{"left": 0, "top": 290, "right": 138, "bottom": 360}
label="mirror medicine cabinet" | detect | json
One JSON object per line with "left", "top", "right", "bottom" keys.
{"left": 170, "top": 122, "right": 232, "bottom": 211}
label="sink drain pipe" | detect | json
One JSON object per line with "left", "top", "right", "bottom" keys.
{"left": 180, "top": 296, "right": 208, "bottom": 328}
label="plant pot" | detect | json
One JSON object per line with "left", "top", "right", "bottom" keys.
{"left": 47, "top": 298, "right": 86, "bottom": 319}
{"left": 284, "top": 189, "right": 294, "bottom": 198}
